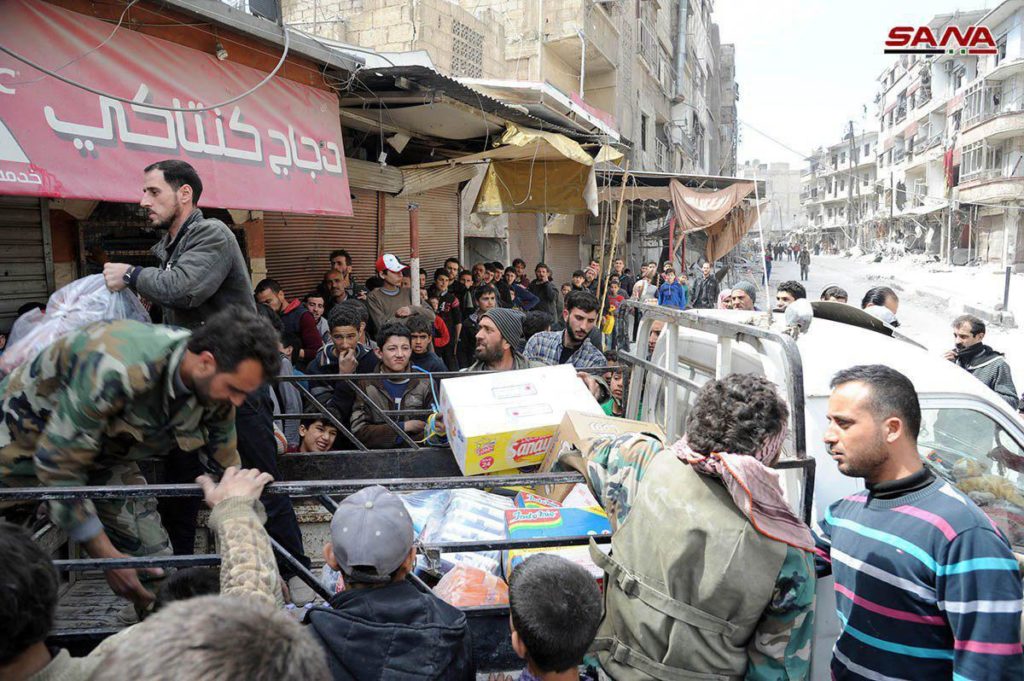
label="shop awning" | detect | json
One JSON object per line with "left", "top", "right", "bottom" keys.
{"left": 408, "top": 124, "right": 603, "bottom": 215}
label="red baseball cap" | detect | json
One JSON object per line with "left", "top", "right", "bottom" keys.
{"left": 376, "top": 253, "right": 406, "bottom": 274}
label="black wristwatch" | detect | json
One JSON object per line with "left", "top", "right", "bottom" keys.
{"left": 123, "top": 265, "right": 139, "bottom": 290}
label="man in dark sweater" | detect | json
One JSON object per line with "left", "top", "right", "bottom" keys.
{"left": 254, "top": 278, "right": 322, "bottom": 367}
{"left": 943, "top": 314, "right": 1019, "bottom": 409}
{"left": 816, "top": 364, "right": 1022, "bottom": 680}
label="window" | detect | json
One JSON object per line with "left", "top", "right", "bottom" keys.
{"left": 997, "top": 33, "right": 1008, "bottom": 66}
{"left": 953, "top": 64, "right": 965, "bottom": 91}
{"left": 864, "top": 143, "right": 871, "bottom": 156}
{"left": 640, "top": 113, "right": 649, "bottom": 152}
{"left": 918, "top": 406, "right": 1024, "bottom": 549}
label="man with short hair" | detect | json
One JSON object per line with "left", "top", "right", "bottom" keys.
{"left": 512, "top": 257, "right": 530, "bottom": 287}
{"left": 774, "top": 280, "right": 807, "bottom": 311}
{"left": 471, "top": 262, "right": 487, "bottom": 286}
{"left": 306, "top": 303, "right": 378, "bottom": 436}
{"left": 445, "top": 257, "right": 462, "bottom": 283}
{"left": 612, "top": 257, "right": 634, "bottom": 295}
{"left": 730, "top": 281, "right": 758, "bottom": 311}
{"left": 458, "top": 284, "right": 498, "bottom": 369}
{"left": 304, "top": 291, "right": 330, "bottom": 341}
{"left": 525, "top": 290, "right": 605, "bottom": 369}
{"left": 254, "top": 278, "right": 323, "bottom": 365}
{"left": 571, "top": 270, "right": 588, "bottom": 292}
{"left": 103, "top": 160, "right": 255, "bottom": 328}
{"left": 529, "top": 262, "right": 561, "bottom": 319}
{"left": 691, "top": 261, "right": 720, "bottom": 309}
{"left": 941, "top": 314, "right": 1019, "bottom": 408}
{"left": 365, "top": 253, "right": 435, "bottom": 334}
{"left": 330, "top": 249, "right": 357, "bottom": 286}
{"left": 798, "top": 247, "right": 811, "bottom": 281}
{"left": 322, "top": 269, "right": 353, "bottom": 314}
{"left": 0, "top": 312, "right": 278, "bottom": 609}
{"left": 350, "top": 322, "right": 431, "bottom": 448}
{"left": 819, "top": 285, "right": 848, "bottom": 303}
{"left": 305, "top": 486, "right": 474, "bottom": 681}
{"left": 817, "top": 365, "right": 1023, "bottom": 680}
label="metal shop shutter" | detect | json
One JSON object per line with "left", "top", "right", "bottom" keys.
{"left": 0, "top": 197, "right": 51, "bottom": 331}
{"left": 263, "top": 188, "right": 379, "bottom": 296}
{"left": 544, "top": 233, "right": 582, "bottom": 287}
{"left": 383, "top": 186, "right": 460, "bottom": 278}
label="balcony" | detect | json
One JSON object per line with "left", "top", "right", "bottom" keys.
{"left": 958, "top": 174, "right": 1024, "bottom": 204}
{"left": 961, "top": 109, "right": 1024, "bottom": 146}
{"left": 544, "top": 0, "right": 619, "bottom": 74}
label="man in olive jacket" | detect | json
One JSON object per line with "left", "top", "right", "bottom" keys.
{"left": 103, "top": 160, "right": 255, "bottom": 329}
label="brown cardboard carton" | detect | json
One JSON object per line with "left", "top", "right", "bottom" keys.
{"left": 537, "top": 411, "right": 666, "bottom": 502}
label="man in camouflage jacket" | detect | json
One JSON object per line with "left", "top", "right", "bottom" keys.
{"left": 0, "top": 311, "right": 279, "bottom": 608}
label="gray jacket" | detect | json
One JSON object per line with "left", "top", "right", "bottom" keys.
{"left": 135, "top": 210, "right": 255, "bottom": 328}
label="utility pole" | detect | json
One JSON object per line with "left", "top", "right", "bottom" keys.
{"left": 847, "top": 120, "right": 856, "bottom": 248}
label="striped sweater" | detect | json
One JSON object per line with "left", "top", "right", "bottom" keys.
{"left": 815, "top": 475, "right": 1023, "bottom": 680}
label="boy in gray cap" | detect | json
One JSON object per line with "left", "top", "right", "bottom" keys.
{"left": 304, "top": 485, "right": 474, "bottom": 681}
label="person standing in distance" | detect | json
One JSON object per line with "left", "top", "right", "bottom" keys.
{"left": 103, "top": 160, "right": 255, "bottom": 328}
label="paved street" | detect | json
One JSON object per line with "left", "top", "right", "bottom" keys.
{"left": 766, "top": 254, "right": 1024, "bottom": 384}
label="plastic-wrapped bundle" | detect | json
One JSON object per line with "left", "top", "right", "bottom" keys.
{"left": 0, "top": 275, "right": 150, "bottom": 375}
{"left": 419, "top": 489, "right": 514, "bottom": 575}
{"left": 433, "top": 564, "right": 509, "bottom": 607}
{"left": 400, "top": 489, "right": 452, "bottom": 536}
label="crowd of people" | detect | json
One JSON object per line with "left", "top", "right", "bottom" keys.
{"left": 1, "top": 160, "right": 1023, "bottom": 681}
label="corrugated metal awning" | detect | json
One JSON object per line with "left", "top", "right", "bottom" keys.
{"left": 347, "top": 158, "right": 403, "bottom": 193}
{"left": 397, "top": 165, "right": 478, "bottom": 197}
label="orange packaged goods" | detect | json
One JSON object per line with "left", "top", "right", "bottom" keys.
{"left": 438, "top": 365, "right": 603, "bottom": 475}
{"left": 433, "top": 564, "right": 510, "bottom": 607}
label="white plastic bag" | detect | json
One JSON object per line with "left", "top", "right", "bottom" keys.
{"left": 0, "top": 275, "right": 150, "bottom": 375}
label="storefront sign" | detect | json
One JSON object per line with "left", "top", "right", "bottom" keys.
{"left": 0, "top": 0, "right": 352, "bottom": 215}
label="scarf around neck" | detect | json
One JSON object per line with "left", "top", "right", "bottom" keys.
{"left": 671, "top": 429, "right": 815, "bottom": 552}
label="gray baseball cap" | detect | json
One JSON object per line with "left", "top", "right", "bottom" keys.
{"left": 330, "top": 485, "right": 414, "bottom": 578}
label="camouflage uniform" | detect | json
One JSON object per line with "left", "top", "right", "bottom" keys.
{"left": 0, "top": 320, "right": 239, "bottom": 556}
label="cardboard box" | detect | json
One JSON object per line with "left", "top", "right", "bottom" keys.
{"left": 514, "top": 491, "right": 562, "bottom": 509}
{"left": 538, "top": 411, "right": 666, "bottom": 502}
{"left": 503, "top": 506, "right": 612, "bottom": 581}
{"left": 439, "top": 365, "right": 603, "bottom": 476}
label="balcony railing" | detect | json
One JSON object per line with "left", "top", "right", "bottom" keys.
{"left": 638, "top": 19, "right": 658, "bottom": 72}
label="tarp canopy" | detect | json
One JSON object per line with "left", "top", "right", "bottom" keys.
{"left": 407, "top": 124, "right": 607, "bottom": 215}
{"left": 666, "top": 179, "right": 759, "bottom": 261}
{"left": 705, "top": 200, "right": 768, "bottom": 262}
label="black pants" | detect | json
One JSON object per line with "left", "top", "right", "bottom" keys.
{"left": 237, "top": 384, "right": 312, "bottom": 579}
{"left": 156, "top": 453, "right": 205, "bottom": 555}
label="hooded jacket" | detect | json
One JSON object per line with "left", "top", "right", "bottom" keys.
{"left": 305, "top": 579, "right": 475, "bottom": 681}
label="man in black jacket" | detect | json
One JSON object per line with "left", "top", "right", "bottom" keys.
{"left": 691, "top": 261, "right": 720, "bottom": 309}
{"left": 528, "top": 262, "right": 561, "bottom": 319}
{"left": 103, "top": 160, "right": 254, "bottom": 328}
{"left": 305, "top": 485, "right": 474, "bottom": 681}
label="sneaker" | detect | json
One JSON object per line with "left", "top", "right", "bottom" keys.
{"left": 287, "top": 576, "right": 316, "bottom": 606}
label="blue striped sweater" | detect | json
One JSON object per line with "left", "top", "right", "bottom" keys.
{"left": 815, "top": 475, "right": 1023, "bottom": 680}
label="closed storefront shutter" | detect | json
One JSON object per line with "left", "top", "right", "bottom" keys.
{"left": 263, "top": 188, "right": 379, "bottom": 295}
{"left": 508, "top": 214, "right": 541, "bottom": 272}
{"left": 0, "top": 197, "right": 51, "bottom": 331}
{"left": 384, "top": 186, "right": 460, "bottom": 278}
{"left": 544, "top": 234, "right": 582, "bottom": 287}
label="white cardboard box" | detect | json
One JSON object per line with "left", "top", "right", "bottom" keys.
{"left": 439, "top": 364, "right": 603, "bottom": 475}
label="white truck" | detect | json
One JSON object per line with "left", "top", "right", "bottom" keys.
{"left": 626, "top": 300, "right": 1024, "bottom": 678}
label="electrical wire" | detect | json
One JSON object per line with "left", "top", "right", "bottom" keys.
{"left": 12, "top": 0, "right": 142, "bottom": 86}
{"left": 0, "top": 20, "right": 291, "bottom": 113}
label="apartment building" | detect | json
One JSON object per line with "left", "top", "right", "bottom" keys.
{"left": 874, "top": 3, "right": 1024, "bottom": 266}
{"left": 800, "top": 132, "right": 880, "bottom": 250}
{"left": 738, "top": 160, "right": 806, "bottom": 240}
{"left": 282, "top": 0, "right": 738, "bottom": 176}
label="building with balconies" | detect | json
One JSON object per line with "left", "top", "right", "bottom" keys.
{"left": 800, "top": 132, "right": 880, "bottom": 250}
{"left": 739, "top": 160, "right": 805, "bottom": 240}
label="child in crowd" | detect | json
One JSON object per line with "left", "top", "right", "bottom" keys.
{"left": 305, "top": 485, "right": 474, "bottom": 680}
{"left": 350, "top": 322, "right": 431, "bottom": 448}
{"left": 287, "top": 414, "right": 340, "bottom": 453}
{"left": 656, "top": 268, "right": 686, "bottom": 309}
{"left": 603, "top": 277, "right": 625, "bottom": 350}
{"left": 405, "top": 312, "right": 448, "bottom": 374}
{"left": 431, "top": 268, "right": 462, "bottom": 370}
{"left": 600, "top": 352, "right": 625, "bottom": 418}
{"left": 507, "top": 553, "right": 602, "bottom": 681}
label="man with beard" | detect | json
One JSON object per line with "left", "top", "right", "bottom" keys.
{"left": 525, "top": 290, "right": 605, "bottom": 369}
{"left": 817, "top": 365, "right": 1022, "bottom": 680}
{"left": 942, "top": 314, "right": 1019, "bottom": 409}
{"left": 102, "top": 160, "right": 254, "bottom": 328}
{"left": 0, "top": 311, "right": 279, "bottom": 610}
{"left": 465, "top": 308, "right": 544, "bottom": 372}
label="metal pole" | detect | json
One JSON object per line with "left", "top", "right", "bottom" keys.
{"left": 409, "top": 203, "right": 420, "bottom": 309}
{"left": 1004, "top": 266, "right": 1011, "bottom": 311}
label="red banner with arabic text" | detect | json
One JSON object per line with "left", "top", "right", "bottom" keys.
{"left": 0, "top": 0, "right": 351, "bottom": 215}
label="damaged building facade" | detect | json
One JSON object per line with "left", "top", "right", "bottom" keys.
{"left": 802, "top": 1, "right": 1024, "bottom": 268}
{"left": 281, "top": 0, "right": 740, "bottom": 269}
